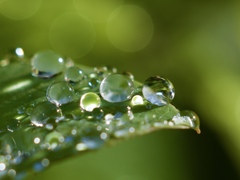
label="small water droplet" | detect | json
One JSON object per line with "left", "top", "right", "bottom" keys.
{"left": 142, "top": 76, "right": 175, "bottom": 106}
{"left": 0, "top": 163, "right": 6, "bottom": 171}
{"left": 65, "top": 66, "right": 84, "bottom": 82}
{"left": 92, "top": 108, "right": 104, "bottom": 120}
{"left": 100, "top": 74, "right": 135, "bottom": 102}
{"left": 131, "top": 95, "right": 144, "bottom": 106}
{"left": 88, "top": 78, "right": 100, "bottom": 89}
{"left": 71, "top": 109, "right": 84, "bottom": 120}
{"left": 17, "top": 105, "right": 25, "bottom": 114}
{"left": 44, "top": 131, "right": 64, "bottom": 150}
{"left": 100, "top": 132, "right": 108, "bottom": 140}
{"left": 80, "top": 92, "right": 101, "bottom": 112}
{"left": 76, "top": 143, "right": 87, "bottom": 151}
{"left": 14, "top": 47, "right": 24, "bottom": 58}
{"left": 30, "top": 102, "right": 61, "bottom": 127}
{"left": 172, "top": 110, "right": 200, "bottom": 133}
{"left": 47, "top": 81, "right": 74, "bottom": 106}
{"left": 8, "top": 169, "right": 16, "bottom": 177}
{"left": 31, "top": 50, "right": 65, "bottom": 78}
{"left": 122, "top": 71, "right": 134, "bottom": 81}
{"left": 81, "top": 136, "right": 104, "bottom": 150}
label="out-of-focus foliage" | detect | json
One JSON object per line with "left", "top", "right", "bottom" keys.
{"left": 0, "top": 0, "right": 240, "bottom": 179}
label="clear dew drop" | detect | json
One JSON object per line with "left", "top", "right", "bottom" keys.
{"left": 92, "top": 108, "right": 104, "bottom": 120}
{"left": 65, "top": 66, "right": 84, "bottom": 82}
{"left": 131, "top": 95, "right": 144, "bottom": 106}
{"left": 80, "top": 92, "right": 101, "bottom": 112}
{"left": 142, "top": 76, "right": 175, "bottom": 106}
{"left": 172, "top": 110, "right": 201, "bottom": 134}
{"left": 31, "top": 50, "right": 65, "bottom": 78}
{"left": 46, "top": 81, "right": 74, "bottom": 106}
{"left": 30, "top": 101, "right": 61, "bottom": 127}
{"left": 100, "top": 74, "right": 135, "bottom": 102}
{"left": 44, "top": 131, "right": 64, "bottom": 150}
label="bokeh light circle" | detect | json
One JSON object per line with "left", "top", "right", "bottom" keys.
{"left": 0, "top": 0, "right": 42, "bottom": 20}
{"left": 73, "top": 0, "right": 124, "bottom": 23}
{"left": 106, "top": 5, "right": 154, "bottom": 52}
{"left": 49, "top": 13, "right": 96, "bottom": 58}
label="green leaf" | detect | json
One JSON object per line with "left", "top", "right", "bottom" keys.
{"left": 0, "top": 57, "right": 200, "bottom": 179}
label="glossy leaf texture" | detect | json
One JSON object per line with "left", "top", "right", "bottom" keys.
{"left": 0, "top": 55, "right": 200, "bottom": 179}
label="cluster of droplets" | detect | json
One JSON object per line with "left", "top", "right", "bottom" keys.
{"left": 0, "top": 49, "right": 200, "bottom": 179}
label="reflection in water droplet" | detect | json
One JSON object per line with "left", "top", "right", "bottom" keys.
{"left": 65, "top": 66, "right": 84, "bottom": 83}
{"left": 172, "top": 110, "right": 201, "bottom": 134}
{"left": 31, "top": 51, "right": 64, "bottom": 78}
{"left": 80, "top": 92, "right": 101, "bottom": 112}
{"left": 100, "top": 74, "right": 135, "bottom": 102}
{"left": 131, "top": 95, "right": 144, "bottom": 106}
{"left": 142, "top": 76, "right": 175, "bottom": 106}
{"left": 46, "top": 81, "right": 74, "bottom": 106}
{"left": 30, "top": 102, "right": 61, "bottom": 127}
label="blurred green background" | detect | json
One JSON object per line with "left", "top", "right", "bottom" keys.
{"left": 1, "top": 0, "right": 240, "bottom": 179}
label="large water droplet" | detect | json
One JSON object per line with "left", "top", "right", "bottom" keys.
{"left": 46, "top": 81, "right": 74, "bottom": 106}
{"left": 80, "top": 92, "right": 101, "bottom": 112}
{"left": 142, "top": 76, "right": 175, "bottom": 106}
{"left": 100, "top": 74, "right": 134, "bottom": 102}
{"left": 31, "top": 50, "right": 64, "bottom": 78}
{"left": 65, "top": 66, "right": 84, "bottom": 83}
{"left": 30, "top": 102, "right": 61, "bottom": 127}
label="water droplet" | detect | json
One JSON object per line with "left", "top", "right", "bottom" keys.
{"left": 122, "top": 71, "right": 134, "bottom": 81}
{"left": 173, "top": 110, "right": 201, "bottom": 134}
{"left": 142, "top": 76, "right": 175, "bottom": 106}
{"left": 80, "top": 92, "right": 101, "bottom": 112}
{"left": 81, "top": 136, "right": 104, "bottom": 150}
{"left": 44, "top": 131, "right": 64, "bottom": 150}
{"left": 104, "top": 114, "right": 114, "bottom": 124}
{"left": 31, "top": 50, "right": 64, "bottom": 78}
{"left": 17, "top": 105, "right": 25, "bottom": 114}
{"left": 100, "top": 74, "right": 135, "bottom": 102}
{"left": 14, "top": 47, "right": 24, "bottom": 58}
{"left": 131, "top": 95, "right": 144, "bottom": 106}
{"left": 100, "top": 132, "right": 108, "bottom": 140}
{"left": 92, "top": 108, "right": 104, "bottom": 120}
{"left": 88, "top": 78, "right": 100, "bottom": 89}
{"left": 8, "top": 169, "right": 16, "bottom": 177}
{"left": 30, "top": 102, "right": 61, "bottom": 127}
{"left": 65, "top": 66, "right": 84, "bottom": 82}
{"left": 76, "top": 143, "right": 87, "bottom": 151}
{"left": 71, "top": 109, "right": 84, "bottom": 120}
{"left": 47, "top": 81, "right": 74, "bottom": 106}
{"left": 0, "top": 163, "right": 6, "bottom": 171}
